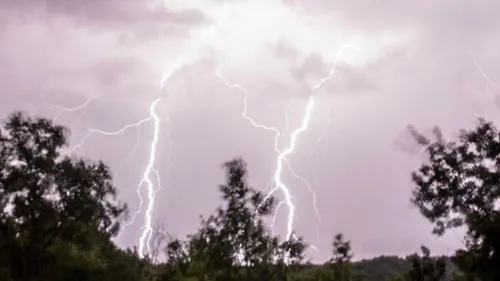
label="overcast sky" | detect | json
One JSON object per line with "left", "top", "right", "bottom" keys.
{"left": 2, "top": 0, "right": 500, "bottom": 261}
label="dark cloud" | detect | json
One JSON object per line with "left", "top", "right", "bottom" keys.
{"left": 0, "top": 0, "right": 210, "bottom": 39}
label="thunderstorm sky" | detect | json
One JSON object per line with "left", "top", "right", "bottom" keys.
{"left": 2, "top": 0, "right": 500, "bottom": 261}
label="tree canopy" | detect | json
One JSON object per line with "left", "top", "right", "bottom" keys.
{"left": 410, "top": 119, "right": 500, "bottom": 280}
{"left": 2, "top": 111, "right": 500, "bottom": 280}
{"left": 0, "top": 112, "right": 127, "bottom": 280}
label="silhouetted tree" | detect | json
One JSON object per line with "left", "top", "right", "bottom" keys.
{"left": 0, "top": 110, "right": 478, "bottom": 281}
{"left": 328, "top": 233, "right": 354, "bottom": 281}
{"left": 410, "top": 119, "right": 500, "bottom": 280}
{"left": 160, "top": 158, "right": 307, "bottom": 281}
{"left": 0, "top": 112, "right": 127, "bottom": 281}
{"left": 406, "top": 246, "right": 447, "bottom": 281}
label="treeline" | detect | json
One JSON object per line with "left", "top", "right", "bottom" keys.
{"left": 0, "top": 111, "right": 499, "bottom": 281}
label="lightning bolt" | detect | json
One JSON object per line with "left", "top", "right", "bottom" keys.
{"left": 472, "top": 55, "right": 499, "bottom": 89}
{"left": 69, "top": 0, "right": 230, "bottom": 259}
{"left": 268, "top": 95, "right": 315, "bottom": 241}
{"left": 45, "top": 0, "right": 360, "bottom": 260}
{"left": 54, "top": 96, "right": 163, "bottom": 258}
{"left": 43, "top": 92, "right": 163, "bottom": 259}
{"left": 217, "top": 43, "right": 358, "bottom": 244}
{"left": 135, "top": 0, "right": 229, "bottom": 258}
{"left": 50, "top": 95, "right": 97, "bottom": 110}
{"left": 468, "top": 53, "right": 500, "bottom": 119}
{"left": 137, "top": 97, "right": 162, "bottom": 256}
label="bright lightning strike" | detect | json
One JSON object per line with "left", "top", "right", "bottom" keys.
{"left": 138, "top": 97, "right": 162, "bottom": 256}
{"left": 57, "top": 96, "right": 163, "bottom": 258}
{"left": 117, "top": 0, "right": 232, "bottom": 259}
{"left": 69, "top": 116, "right": 152, "bottom": 154}
{"left": 217, "top": 43, "right": 358, "bottom": 244}
{"left": 214, "top": 76, "right": 315, "bottom": 242}
{"left": 45, "top": 92, "right": 163, "bottom": 259}
{"left": 46, "top": 0, "right": 362, "bottom": 260}
{"left": 269, "top": 96, "right": 315, "bottom": 241}
{"left": 138, "top": 0, "right": 231, "bottom": 258}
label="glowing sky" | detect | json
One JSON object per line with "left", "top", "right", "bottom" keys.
{"left": 1, "top": 0, "right": 500, "bottom": 261}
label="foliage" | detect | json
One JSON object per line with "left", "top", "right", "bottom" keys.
{"left": 3, "top": 111, "right": 500, "bottom": 281}
{"left": 328, "top": 233, "right": 354, "bottom": 281}
{"left": 406, "top": 246, "right": 447, "bottom": 281}
{"left": 159, "top": 158, "right": 307, "bottom": 281}
{"left": 410, "top": 119, "right": 500, "bottom": 280}
{"left": 0, "top": 112, "right": 128, "bottom": 281}
{"left": 353, "top": 256, "right": 412, "bottom": 281}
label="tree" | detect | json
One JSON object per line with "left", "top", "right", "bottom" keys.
{"left": 160, "top": 158, "right": 307, "bottom": 281}
{"left": 0, "top": 112, "right": 127, "bottom": 281}
{"left": 328, "top": 233, "right": 354, "bottom": 281}
{"left": 410, "top": 119, "right": 500, "bottom": 280}
{"left": 331, "top": 233, "right": 353, "bottom": 264}
{"left": 406, "top": 246, "right": 447, "bottom": 281}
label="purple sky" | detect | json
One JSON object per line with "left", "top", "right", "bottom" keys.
{"left": 1, "top": 0, "right": 500, "bottom": 261}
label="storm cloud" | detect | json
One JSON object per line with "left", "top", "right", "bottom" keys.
{"left": 1, "top": 0, "right": 500, "bottom": 261}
